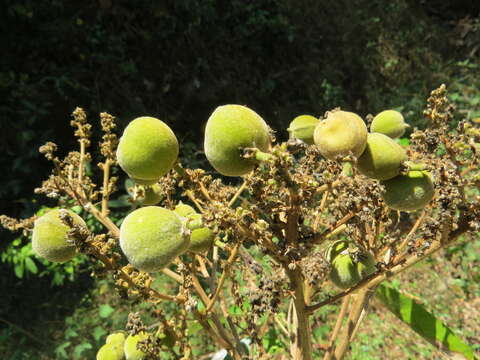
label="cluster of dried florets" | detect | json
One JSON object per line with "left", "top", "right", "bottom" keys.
{"left": 2, "top": 85, "right": 479, "bottom": 360}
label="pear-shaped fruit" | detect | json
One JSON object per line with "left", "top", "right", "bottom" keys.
{"left": 124, "top": 333, "right": 147, "bottom": 360}
{"left": 313, "top": 110, "right": 368, "bottom": 160}
{"left": 106, "top": 332, "right": 126, "bottom": 346}
{"left": 96, "top": 343, "right": 124, "bottom": 360}
{"left": 32, "top": 209, "right": 85, "bottom": 262}
{"left": 119, "top": 206, "right": 190, "bottom": 272}
{"left": 204, "top": 104, "right": 271, "bottom": 176}
{"left": 287, "top": 115, "right": 320, "bottom": 145}
{"left": 381, "top": 170, "right": 434, "bottom": 211}
{"left": 356, "top": 132, "right": 407, "bottom": 180}
{"left": 141, "top": 184, "right": 163, "bottom": 206}
{"left": 371, "top": 110, "right": 409, "bottom": 138}
{"left": 117, "top": 117, "right": 179, "bottom": 184}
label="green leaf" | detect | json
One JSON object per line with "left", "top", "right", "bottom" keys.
{"left": 25, "top": 257, "right": 38, "bottom": 274}
{"left": 376, "top": 284, "right": 477, "bottom": 360}
{"left": 99, "top": 304, "right": 114, "bottom": 318}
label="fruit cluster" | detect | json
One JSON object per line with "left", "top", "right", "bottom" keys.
{"left": 96, "top": 331, "right": 148, "bottom": 360}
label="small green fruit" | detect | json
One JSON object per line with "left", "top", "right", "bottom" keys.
{"left": 96, "top": 343, "right": 124, "bottom": 360}
{"left": 124, "top": 333, "right": 147, "bottom": 360}
{"left": 356, "top": 132, "right": 407, "bottom": 180}
{"left": 117, "top": 117, "right": 179, "bottom": 184}
{"left": 106, "top": 332, "right": 126, "bottom": 346}
{"left": 325, "top": 240, "right": 349, "bottom": 263}
{"left": 141, "top": 184, "right": 163, "bottom": 206}
{"left": 381, "top": 170, "right": 434, "bottom": 211}
{"left": 313, "top": 110, "right": 368, "bottom": 160}
{"left": 32, "top": 209, "right": 85, "bottom": 262}
{"left": 329, "top": 254, "right": 360, "bottom": 289}
{"left": 287, "top": 115, "right": 320, "bottom": 144}
{"left": 356, "top": 252, "right": 376, "bottom": 278}
{"left": 119, "top": 206, "right": 190, "bottom": 272}
{"left": 204, "top": 104, "right": 271, "bottom": 176}
{"left": 371, "top": 110, "right": 409, "bottom": 138}
{"left": 174, "top": 205, "right": 214, "bottom": 253}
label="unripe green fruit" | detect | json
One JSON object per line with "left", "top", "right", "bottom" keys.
{"left": 329, "top": 254, "right": 360, "bottom": 289}
{"left": 287, "top": 115, "right": 320, "bottom": 145}
{"left": 106, "top": 332, "right": 126, "bottom": 346}
{"left": 313, "top": 110, "right": 368, "bottom": 160}
{"left": 174, "top": 206, "right": 214, "bottom": 253}
{"left": 174, "top": 202, "right": 196, "bottom": 217}
{"left": 356, "top": 132, "right": 407, "bottom": 180}
{"left": 329, "top": 251, "right": 376, "bottom": 289}
{"left": 124, "top": 333, "right": 147, "bottom": 360}
{"left": 117, "top": 117, "right": 179, "bottom": 184}
{"left": 141, "top": 184, "right": 162, "bottom": 206}
{"left": 325, "top": 240, "right": 349, "bottom": 263}
{"left": 96, "top": 343, "right": 124, "bottom": 360}
{"left": 371, "top": 110, "right": 409, "bottom": 138}
{"left": 381, "top": 170, "right": 434, "bottom": 211}
{"left": 119, "top": 206, "right": 190, "bottom": 272}
{"left": 32, "top": 209, "right": 85, "bottom": 262}
{"left": 204, "top": 104, "right": 271, "bottom": 176}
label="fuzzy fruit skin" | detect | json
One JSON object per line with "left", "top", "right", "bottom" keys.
{"left": 287, "top": 115, "right": 320, "bottom": 145}
{"left": 356, "top": 132, "right": 407, "bottom": 180}
{"left": 124, "top": 333, "right": 147, "bottom": 360}
{"left": 117, "top": 117, "right": 179, "bottom": 184}
{"left": 313, "top": 110, "right": 368, "bottom": 160}
{"left": 106, "top": 332, "right": 126, "bottom": 346}
{"left": 32, "top": 209, "right": 85, "bottom": 262}
{"left": 204, "top": 104, "right": 271, "bottom": 176}
{"left": 371, "top": 110, "right": 409, "bottom": 138}
{"left": 96, "top": 343, "right": 124, "bottom": 360}
{"left": 119, "top": 206, "right": 189, "bottom": 272}
{"left": 174, "top": 206, "right": 214, "bottom": 253}
{"left": 141, "top": 184, "right": 163, "bottom": 206}
{"left": 381, "top": 170, "right": 434, "bottom": 211}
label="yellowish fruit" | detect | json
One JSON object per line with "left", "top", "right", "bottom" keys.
{"left": 119, "top": 206, "right": 190, "bottom": 272}
{"left": 116, "top": 117, "right": 179, "bottom": 184}
{"left": 313, "top": 110, "right": 368, "bottom": 160}
{"left": 96, "top": 343, "right": 124, "bottom": 360}
{"left": 32, "top": 209, "right": 85, "bottom": 262}
{"left": 173, "top": 202, "right": 196, "bottom": 217}
{"left": 329, "top": 254, "right": 360, "bottom": 289}
{"left": 371, "top": 110, "right": 409, "bottom": 138}
{"left": 141, "top": 184, "right": 163, "bottom": 206}
{"left": 106, "top": 332, "right": 126, "bottom": 346}
{"left": 204, "top": 104, "right": 271, "bottom": 176}
{"left": 356, "top": 132, "right": 407, "bottom": 180}
{"left": 287, "top": 115, "right": 320, "bottom": 145}
{"left": 325, "top": 240, "right": 349, "bottom": 262}
{"left": 124, "top": 333, "right": 147, "bottom": 360}
{"left": 381, "top": 170, "right": 434, "bottom": 211}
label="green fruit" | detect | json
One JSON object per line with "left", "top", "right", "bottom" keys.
{"left": 117, "top": 116, "right": 179, "bottom": 184}
{"left": 313, "top": 110, "right": 368, "bottom": 160}
{"left": 204, "top": 104, "right": 271, "bottom": 176}
{"left": 190, "top": 227, "right": 215, "bottom": 253}
{"left": 371, "top": 110, "right": 409, "bottom": 138}
{"left": 173, "top": 202, "right": 197, "bottom": 217}
{"left": 32, "top": 209, "right": 85, "bottom": 262}
{"left": 124, "top": 333, "right": 147, "bottom": 360}
{"left": 329, "top": 254, "right": 360, "bottom": 289}
{"left": 356, "top": 132, "right": 407, "bottom": 180}
{"left": 174, "top": 206, "right": 214, "bottom": 253}
{"left": 381, "top": 170, "right": 434, "bottom": 211}
{"left": 356, "top": 252, "right": 376, "bottom": 278}
{"left": 141, "top": 184, "right": 162, "bottom": 206}
{"left": 119, "top": 206, "right": 190, "bottom": 272}
{"left": 96, "top": 343, "right": 124, "bottom": 360}
{"left": 325, "top": 240, "right": 349, "bottom": 263}
{"left": 287, "top": 115, "right": 320, "bottom": 145}
{"left": 106, "top": 332, "right": 126, "bottom": 346}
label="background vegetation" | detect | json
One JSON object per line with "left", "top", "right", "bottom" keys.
{"left": 1, "top": 0, "right": 479, "bottom": 358}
